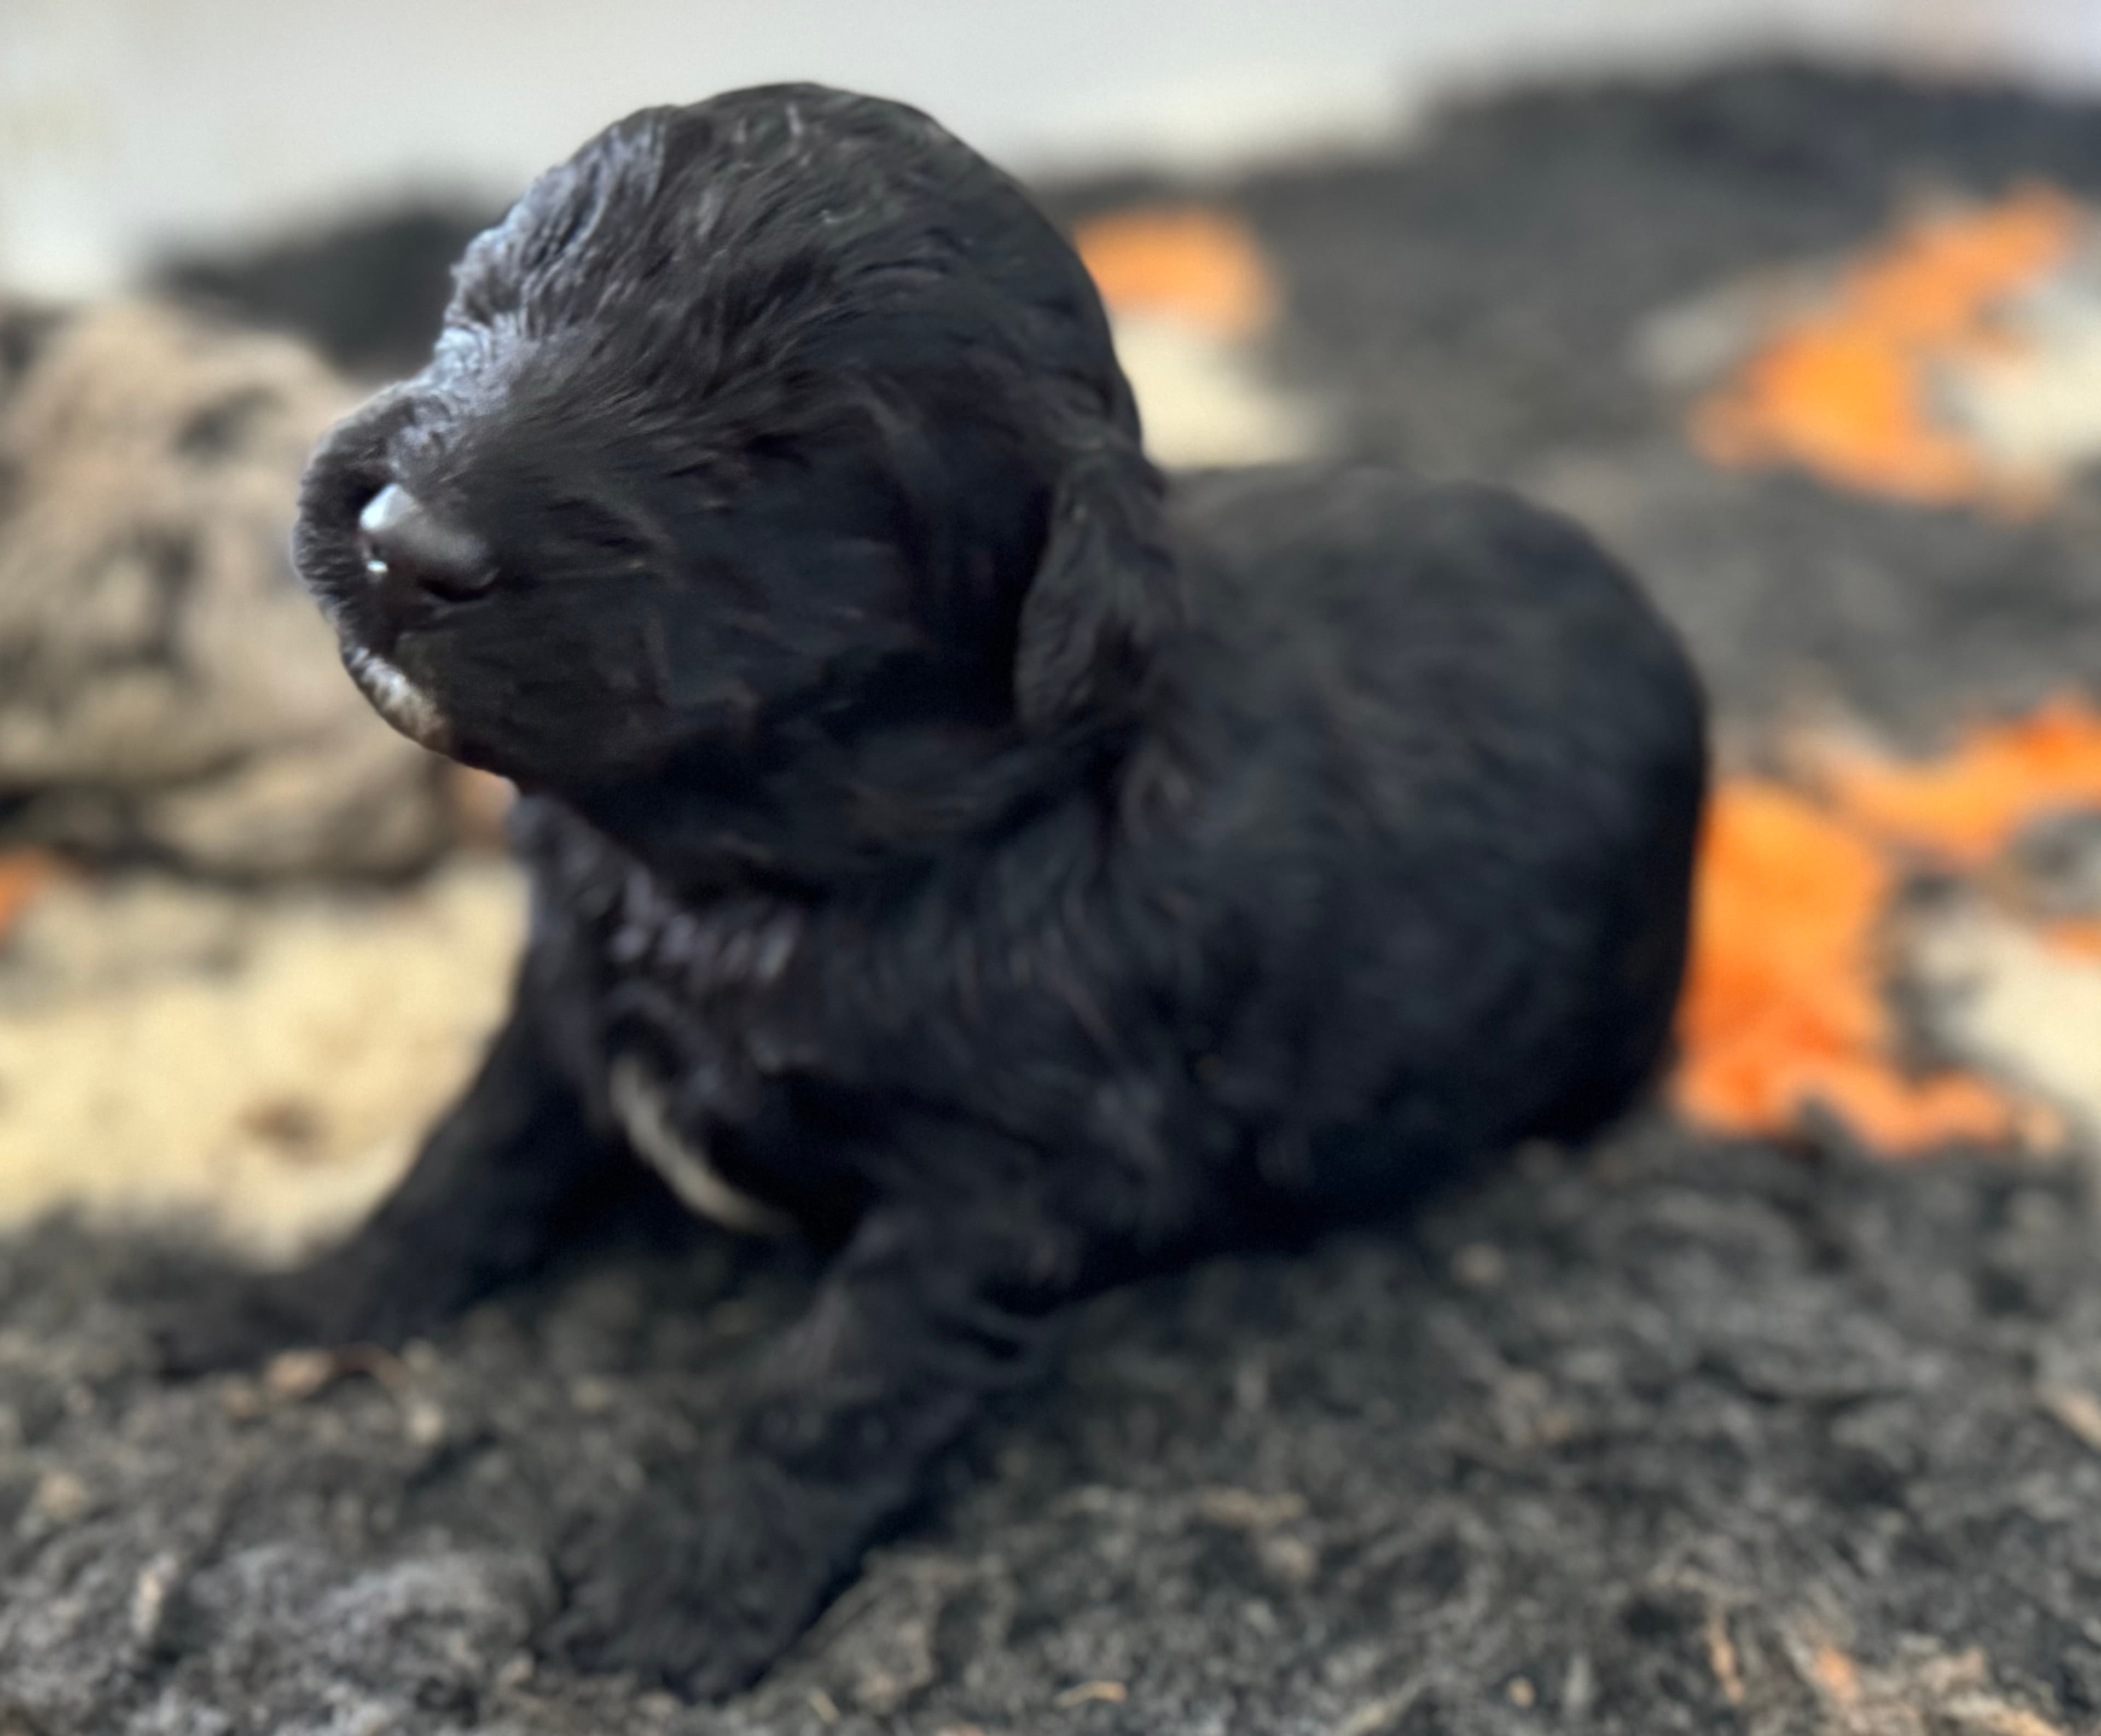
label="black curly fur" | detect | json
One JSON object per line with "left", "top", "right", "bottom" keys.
{"left": 176, "top": 84, "right": 1708, "bottom": 1698}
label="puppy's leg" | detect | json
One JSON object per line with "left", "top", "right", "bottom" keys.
{"left": 549, "top": 1187, "right": 1094, "bottom": 1699}
{"left": 158, "top": 987, "right": 622, "bottom": 1369}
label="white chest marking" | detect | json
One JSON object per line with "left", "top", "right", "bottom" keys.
{"left": 607, "top": 1058, "right": 796, "bottom": 1237}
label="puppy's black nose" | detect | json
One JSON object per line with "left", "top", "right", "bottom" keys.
{"left": 357, "top": 484, "right": 496, "bottom": 605}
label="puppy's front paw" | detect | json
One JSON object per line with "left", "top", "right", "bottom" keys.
{"left": 150, "top": 1237, "right": 469, "bottom": 1374}
{"left": 149, "top": 1269, "right": 328, "bottom": 1375}
{"left": 547, "top": 1460, "right": 862, "bottom": 1700}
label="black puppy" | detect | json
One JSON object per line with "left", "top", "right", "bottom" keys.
{"left": 218, "top": 85, "right": 1707, "bottom": 1696}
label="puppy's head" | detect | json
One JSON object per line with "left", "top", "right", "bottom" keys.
{"left": 294, "top": 85, "right": 1175, "bottom": 791}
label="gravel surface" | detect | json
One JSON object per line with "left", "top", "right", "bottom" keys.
{"left": 2, "top": 1120, "right": 2094, "bottom": 1734}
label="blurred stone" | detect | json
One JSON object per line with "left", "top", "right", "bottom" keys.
{"left": 0, "top": 297, "right": 454, "bottom": 878}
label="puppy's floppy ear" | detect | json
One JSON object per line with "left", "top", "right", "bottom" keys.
{"left": 1012, "top": 428, "right": 1183, "bottom": 728}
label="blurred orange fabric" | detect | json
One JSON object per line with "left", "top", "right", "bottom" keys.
{"left": 1073, "top": 207, "right": 1278, "bottom": 338}
{"left": 0, "top": 852, "right": 57, "bottom": 944}
{"left": 1673, "top": 779, "right": 2016, "bottom": 1152}
{"left": 1692, "top": 185, "right": 2080, "bottom": 510}
{"left": 1806, "top": 698, "right": 2101, "bottom": 866}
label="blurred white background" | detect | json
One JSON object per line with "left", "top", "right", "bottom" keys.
{"left": 2, "top": 0, "right": 2097, "bottom": 295}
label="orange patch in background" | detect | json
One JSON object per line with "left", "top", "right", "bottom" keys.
{"left": 0, "top": 851, "right": 60, "bottom": 945}
{"left": 1072, "top": 207, "right": 1278, "bottom": 339}
{"left": 2039, "top": 916, "right": 2101, "bottom": 961}
{"left": 1672, "top": 780, "right": 2017, "bottom": 1153}
{"left": 1691, "top": 185, "right": 2081, "bottom": 510}
{"left": 1802, "top": 697, "right": 2101, "bottom": 866}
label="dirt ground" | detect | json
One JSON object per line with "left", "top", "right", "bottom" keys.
{"left": 10, "top": 61, "right": 2101, "bottom": 1734}
{"left": 5, "top": 1117, "right": 2095, "bottom": 1736}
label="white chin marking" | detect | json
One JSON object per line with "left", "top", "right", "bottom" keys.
{"left": 609, "top": 1058, "right": 797, "bottom": 1238}
{"left": 343, "top": 646, "right": 451, "bottom": 752}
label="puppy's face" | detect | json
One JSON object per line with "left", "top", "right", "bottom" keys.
{"left": 293, "top": 88, "right": 1141, "bottom": 792}
{"left": 297, "top": 363, "right": 980, "bottom": 788}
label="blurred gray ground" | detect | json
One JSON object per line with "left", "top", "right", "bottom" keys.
{"left": 9, "top": 61, "right": 2101, "bottom": 1735}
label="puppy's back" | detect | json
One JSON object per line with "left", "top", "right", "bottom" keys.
{"left": 1155, "top": 463, "right": 1706, "bottom": 1160}
{"left": 1169, "top": 466, "right": 1691, "bottom": 730}
{"left": 1166, "top": 465, "right": 1700, "bottom": 821}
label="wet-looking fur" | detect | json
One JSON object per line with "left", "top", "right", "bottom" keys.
{"left": 174, "top": 85, "right": 1708, "bottom": 1698}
